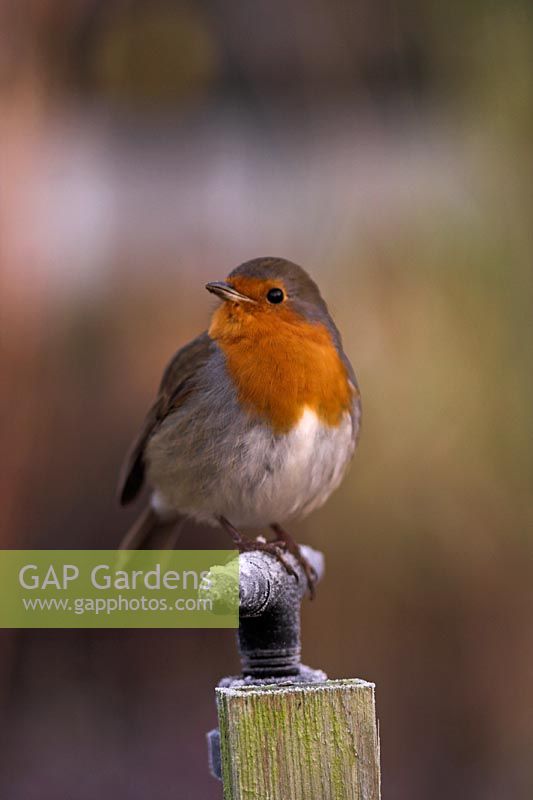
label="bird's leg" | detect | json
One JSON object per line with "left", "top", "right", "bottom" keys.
{"left": 218, "top": 516, "right": 297, "bottom": 580}
{"left": 270, "top": 523, "right": 317, "bottom": 598}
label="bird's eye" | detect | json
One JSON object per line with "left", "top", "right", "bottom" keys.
{"left": 266, "top": 288, "right": 285, "bottom": 304}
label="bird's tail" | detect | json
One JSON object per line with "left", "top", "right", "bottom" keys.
{"left": 118, "top": 505, "right": 183, "bottom": 552}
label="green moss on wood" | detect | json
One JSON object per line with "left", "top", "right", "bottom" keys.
{"left": 215, "top": 679, "right": 380, "bottom": 800}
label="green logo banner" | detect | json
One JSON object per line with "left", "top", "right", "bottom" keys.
{"left": 0, "top": 550, "right": 239, "bottom": 628}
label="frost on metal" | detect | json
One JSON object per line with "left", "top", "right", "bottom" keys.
{"left": 204, "top": 544, "right": 325, "bottom": 681}
{"left": 238, "top": 545, "right": 324, "bottom": 616}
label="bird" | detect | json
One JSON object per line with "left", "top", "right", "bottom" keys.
{"left": 117, "top": 257, "right": 361, "bottom": 593}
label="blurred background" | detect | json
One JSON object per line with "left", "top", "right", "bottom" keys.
{"left": 1, "top": 1, "right": 532, "bottom": 798}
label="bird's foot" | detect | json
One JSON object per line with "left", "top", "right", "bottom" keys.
{"left": 218, "top": 516, "right": 298, "bottom": 580}
{"left": 271, "top": 523, "right": 318, "bottom": 599}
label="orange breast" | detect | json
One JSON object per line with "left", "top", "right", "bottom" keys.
{"left": 209, "top": 303, "right": 355, "bottom": 433}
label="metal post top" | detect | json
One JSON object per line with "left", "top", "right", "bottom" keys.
{"left": 239, "top": 545, "right": 325, "bottom": 617}
{"left": 205, "top": 543, "right": 326, "bottom": 683}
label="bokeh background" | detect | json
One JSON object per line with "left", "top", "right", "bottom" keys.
{"left": 1, "top": 1, "right": 532, "bottom": 798}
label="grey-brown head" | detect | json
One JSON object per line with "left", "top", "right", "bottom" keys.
{"left": 206, "top": 256, "right": 337, "bottom": 334}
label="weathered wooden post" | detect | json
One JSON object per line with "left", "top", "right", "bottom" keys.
{"left": 206, "top": 547, "right": 381, "bottom": 800}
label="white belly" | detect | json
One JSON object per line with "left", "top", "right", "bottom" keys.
{"left": 230, "top": 408, "right": 354, "bottom": 526}
{"left": 149, "top": 406, "right": 355, "bottom": 529}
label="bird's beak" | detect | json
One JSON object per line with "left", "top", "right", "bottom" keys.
{"left": 205, "top": 281, "right": 256, "bottom": 304}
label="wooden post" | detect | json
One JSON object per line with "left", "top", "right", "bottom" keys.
{"left": 216, "top": 678, "right": 380, "bottom": 800}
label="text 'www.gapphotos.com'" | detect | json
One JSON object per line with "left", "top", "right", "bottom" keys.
{"left": 21, "top": 595, "right": 213, "bottom": 615}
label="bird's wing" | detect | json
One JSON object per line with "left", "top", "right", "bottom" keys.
{"left": 340, "top": 351, "right": 362, "bottom": 445}
{"left": 326, "top": 317, "right": 361, "bottom": 433}
{"left": 117, "top": 331, "right": 214, "bottom": 505}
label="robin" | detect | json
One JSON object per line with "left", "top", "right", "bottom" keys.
{"left": 117, "top": 257, "right": 361, "bottom": 593}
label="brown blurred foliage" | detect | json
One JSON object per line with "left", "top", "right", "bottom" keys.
{"left": 1, "top": 2, "right": 532, "bottom": 799}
